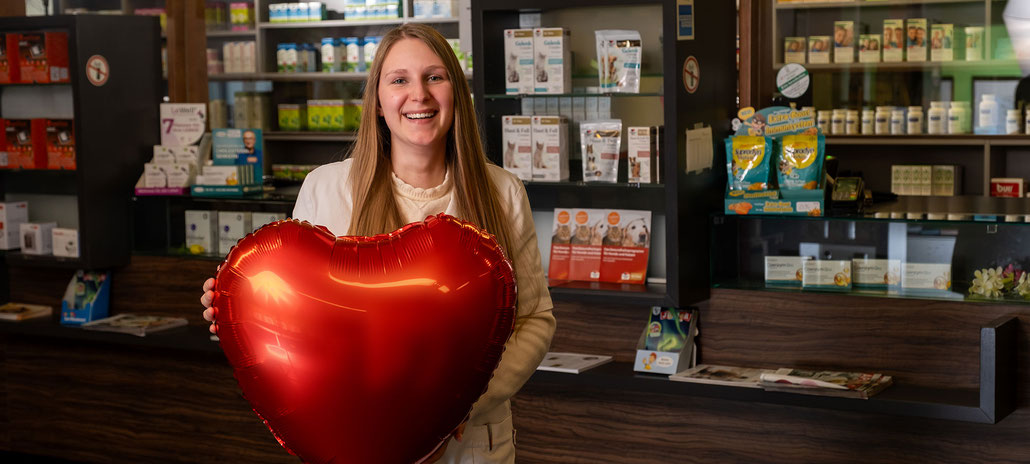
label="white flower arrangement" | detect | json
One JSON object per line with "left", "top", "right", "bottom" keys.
{"left": 1016, "top": 272, "right": 1030, "bottom": 299}
{"left": 969, "top": 267, "right": 1005, "bottom": 298}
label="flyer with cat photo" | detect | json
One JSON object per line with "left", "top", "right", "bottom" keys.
{"left": 599, "top": 209, "right": 652, "bottom": 284}
{"left": 566, "top": 208, "right": 604, "bottom": 282}
{"left": 547, "top": 208, "right": 572, "bottom": 281}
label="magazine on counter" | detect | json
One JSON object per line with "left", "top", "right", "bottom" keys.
{"left": 81, "top": 313, "right": 188, "bottom": 337}
{"left": 537, "top": 352, "right": 614, "bottom": 374}
{"left": 759, "top": 368, "right": 894, "bottom": 399}
{"left": 669, "top": 364, "right": 770, "bottom": 388}
{"left": 0, "top": 302, "right": 53, "bottom": 321}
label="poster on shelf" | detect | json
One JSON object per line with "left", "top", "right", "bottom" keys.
{"left": 160, "top": 103, "right": 207, "bottom": 147}
{"left": 547, "top": 208, "right": 572, "bottom": 281}
{"left": 598, "top": 209, "right": 651, "bottom": 284}
{"left": 566, "top": 208, "right": 603, "bottom": 282}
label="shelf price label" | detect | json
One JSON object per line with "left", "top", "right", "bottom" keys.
{"left": 160, "top": 103, "right": 207, "bottom": 147}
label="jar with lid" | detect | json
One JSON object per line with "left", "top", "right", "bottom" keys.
{"left": 1006, "top": 109, "right": 1021, "bottom": 134}
{"left": 907, "top": 106, "right": 924, "bottom": 135}
{"left": 948, "top": 102, "right": 966, "bottom": 134}
{"left": 861, "top": 109, "right": 875, "bottom": 135}
{"left": 956, "top": 101, "right": 972, "bottom": 133}
{"left": 979, "top": 94, "right": 999, "bottom": 133}
{"left": 874, "top": 106, "right": 892, "bottom": 134}
{"left": 928, "top": 101, "right": 947, "bottom": 134}
{"left": 817, "top": 110, "right": 832, "bottom": 134}
{"left": 831, "top": 109, "right": 846, "bottom": 135}
{"left": 890, "top": 108, "right": 906, "bottom": 135}
{"left": 845, "top": 109, "right": 859, "bottom": 135}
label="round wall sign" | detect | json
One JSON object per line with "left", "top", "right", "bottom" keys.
{"left": 86, "top": 55, "right": 109, "bottom": 87}
{"left": 776, "top": 63, "right": 809, "bottom": 99}
{"left": 682, "top": 56, "right": 700, "bottom": 94}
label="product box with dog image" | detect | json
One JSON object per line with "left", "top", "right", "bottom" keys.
{"left": 598, "top": 209, "right": 651, "bottom": 284}
{"left": 547, "top": 208, "right": 573, "bottom": 281}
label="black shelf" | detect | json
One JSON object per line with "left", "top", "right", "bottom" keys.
{"left": 530, "top": 316, "right": 1016, "bottom": 424}
{"left": 3, "top": 252, "right": 83, "bottom": 269}
{"left": 524, "top": 181, "right": 666, "bottom": 212}
{"left": 548, "top": 281, "right": 669, "bottom": 305}
{"left": 0, "top": 169, "right": 78, "bottom": 195}
{"left": 712, "top": 279, "right": 1030, "bottom": 307}
{"left": 0, "top": 318, "right": 222, "bottom": 355}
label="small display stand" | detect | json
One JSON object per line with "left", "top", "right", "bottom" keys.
{"left": 633, "top": 307, "right": 699, "bottom": 375}
{"left": 60, "top": 271, "right": 111, "bottom": 326}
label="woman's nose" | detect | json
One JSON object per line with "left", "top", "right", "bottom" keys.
{"left": 410, "top": 80, "right": 430, "bottom": 101}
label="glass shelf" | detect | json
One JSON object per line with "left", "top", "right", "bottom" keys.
{"left": 772, "top": 59, "right": 1021, "bottom": 72}
{"left": 485, "top": 92, "right": 662, "bottom": 99}
{"left": 774, "top": 0, "right": 990, "bottom": 10}
{"left": 826, "top": 135, "right": 1030, "bottom": 146}
{"left": 257, "top": 17, "right": 459, "bottom": 29}
{"left": 711, "top": 214, "right": 1030, "bottom": 305}
{"left": 265, "top": 131, "right": 357, "bottom": 142}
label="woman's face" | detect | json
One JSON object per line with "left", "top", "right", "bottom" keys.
{"left": 377, "top": 38, "right": 454, "bottom": 156}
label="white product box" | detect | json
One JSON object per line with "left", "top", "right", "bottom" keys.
{"left": 930, "top": 24, "right": 954, "bottom": 62}
{"left": 833, "top": 21, "right": 855, "bottom": 64}
{"left": 251, "top": 212, "right": 287, "bottom": 231}
{"left": 152, "top": 145, "right": 175, "bottom": 164}
{"left": 533, "top": 28, "right": 571, "bottom": 94}
{"left": 171, "top": 145, "right": 202, "bottom": 167}
{"left": 144, "top": 163, "right": 168, "bottom": 188}
{"left": 502, "top": 115, "right": 533, "bottom": 181}
{"left": 185, "top": 210, "right": 218, "bottom": 254}
{"left": 764, "top": 256, "right": 811, "bottom": 287}
{"left": 219, "top": 211, "right": 253, "bottom": 255}
{"left": 906, "top": 18, "right": 928, "bottom": 62}
{"left": 902, "top": 263, "right": 951, "bottom": 291}
{"left": 932, "top": 165, "right": 961, "bottom": 196}
{"left": 802, "top": 260, "right": 852, "bottom": 291}
{"left": 858, "top": 34, "right": 880, "bottom": 63}
{"left": 521, "top": 98, "right": 533, "bottom": 116}
{"left": 852, "top": 258, "right": 901, "bottom": 289}
{"left": 203, "top": 165, "right": 247, "bottom": 185}
{"left": 531, "top": 115, "right": 569, "bottom": 181}
{"left": 20, "top": 222, "right": 56, "bottom": 255}
{"left": 242, "top": 41, "right": 255, "bottom": 73}
{"left": 52, "top": 228, "right": 79, "bottom": 258}
{"left": 784, "top": 36, "right": 806, "bottom": 64}
{"left": 0, "top": 201, "right": 29, "bottom": 250}
{"left": 504, "top": 29, "right": 534, "bottom": 95}
{"left": 808, "top": 36, "right": 831, "bottom": 64}
{"left": 627, "top": 126, "right": 653, "bottom": 184}
{"left": 165, "top": 163, "right": 195, "bottom": 188}
{"left": 883, "top": 19, "right": 904, "bottom": 62}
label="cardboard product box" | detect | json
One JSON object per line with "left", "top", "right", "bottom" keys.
{"left": 833, "top": 21, "right": 855, "bottom": 64}
{"left": 0, "top": 33, "right": 20, "bottom": 84}
{"left": 566, "top": 208, "right": 604, "bottom": 282}
{"left": 991, "top": 178, "right": 1025, "bottom": 198}
{"left": 902, "top": 262, "right": 951, "bottom": 292}
{"left": 627, "top": 126, "right": 654, "bottom": 183}
{"left": 598, "top": 209, "right": 651, "bottom": 284}
{"left": 858, "top": 34, "right": 881, "bottom": 63}
{"left": 852, "top": 258, "right": 901, "bottom": 289}
{"left": 5, "top": 119, "right": 45, "bottom": 169}
{"left": 802, "top": 260, "right": 852, "bottom": 291}
{"left": 930, "top": 24, "right": 954, "bottom": 61}
{"left": 932, "top": 165, "right": 962, "bottom": 196}
{"left": 143, "top": 163, "right": 168, "bottom": 188}
{"left": 504, "top": 29, "right": 534, "bottom": 95}
{"left": 45, "top": 119, "right": 75, "bottom": 170}
{"left": 883, "top": 19, "right": 905, "bottom": 62}
{"left": 784, "top": 36, "right": 806, "bottom": 64}
{"left": 218, "top": 211, "right": 252, "bottom": 255}
{"left": 20, "top": 222, "right": 57, "bottom": 255}
{"left": 764, "top": 256, "right": 811, "bottom": 287}
{"left": 906, "top": 18, "right": 928, "bottom": 62}
{"left": 171, "top": 145, "right": 203, "bottom": 167}
{"left": 808, "top": 36, "right": 831, "bottom": 64}
{"left": 501, "top": 115, "right": 532, "bottom": 181}
{"left": 165, "top": 163, "right": 195, "bottom": 187}
{"left": 152, "top": 145, "right": 175, "bottom": 164}
{"left": 634, "top": 306, "right": 698, "bottom": 375}
{"left": 251, "top": 212, "right": 287, "bottom": 231}
{"left": 277, "top": 104, "right": 307, "bottom": 131}
{"left": 533, "top": 28, "right": 571, "bottom": 94}
{"left": 547, "top": 208, "right": 573, "bottom": 281}
{"left": 17, "top": 32, "right": 69, "bottom": 83}
{"left": 0, "top": 201, "right": 28, "bottom": 250}
{"left": 52, "top": 227, "right": 79, "bottom": 258}
{"left": 530, "top": 115, "right": 568, "bottom": 181}
{"left": 185, "top": 210, "right": 218, "bottom": 254}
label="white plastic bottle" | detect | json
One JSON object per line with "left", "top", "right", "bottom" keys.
{"left": 948, "top": 101, "right": 965, "bottom": 134}
{"left": 928, "top": 101, "right": 947, "bottom": 134}
{"left": 875, "top": 106, "right": 892, "bottom": 135}
{"left": 1006, "top": 109, "right": 1021, "bottom": 134}
{"left": 979, "top": 94, "right": 999, "bottom": 134}
{"left": 890, "top": 108, "right": 906, "bottom": 135}
{"left": 861, "top": 109, "right": 875, "bottom": 135}
{"left": 831, "top": 109, "right": 845, "bottom": 135}
{"left": 907, "top": 106, "right": 924, "bottom": 135}
{"left": 845, "top": 109, "right": 859, "bottom": 135}
{"left": 1025, "top": 107, "right": 1030, "bottom": 135}
{"left": 817, "top": 110, "right": 832, "bottom": 134}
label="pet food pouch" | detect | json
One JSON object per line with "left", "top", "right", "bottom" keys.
{"left": 580, "top": 120, "right": 622, "bottom": 183}
{"left": 594, "top": 30, "right": 608, "bottom": 91}
{"left": 596, "top": 30, "right": 641, "bottom": 93}
{"left": 777, "top": 133, "right": 824, "bottom": 190}
{"left": 725, "top": 135, "right": 772, "bottom": 191}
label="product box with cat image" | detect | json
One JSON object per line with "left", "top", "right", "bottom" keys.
{"left": 503, "top": 29, "right": 534, "bottom": 95}
{"left": 531, "top": 115, "right": 568, "bottom": 181}
{"left": 930, "top": 23, "right": 954, "bottom": 61}
{"left": 45, "top": 119, "right": 75, "bottom": 169}
{"left": 502, "top": 115, "right": 533, "bottom": 181}
{"left": 598, "top": 209, "right": 651, "bottom": 284}
{"left": 833, "top": 21, "right": 854, "bottom": 64}
{"left": 883, "top": 19, "right": 905, "bottom": 62}
{"left": 808, "top": 36, "right": 831, "bottom": 64}
{"left": 906, "top": 18, "right": 928, "bottom": 62}
{"left": 547, "top": 208, "right": 573, "bottom": 281}
{"left": 533, "top": 28, "right": 571, "bottom": 94}
{"left": 567, "top": 208, "right": 604, "bottom": 282}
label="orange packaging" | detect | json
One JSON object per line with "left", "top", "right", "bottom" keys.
{"left": 5, "top": 119, "right": 46, "bottom": 169}
{"left": 566, "top": 208, "right": 603, "bottom": 282}
{"left": 18, "top": 32, "right": 69, "bottom": 83}
{"left": 547, "top": 208, "right": 572, "bottom": 281}
{"left": 45, "top": 119, "right": 75, "bottom": 169}
{"left": 598, "top": 210, "right": 652, "bottom": 284}
{"left": 0, "top": 33, "right": 20, "bottom": 84}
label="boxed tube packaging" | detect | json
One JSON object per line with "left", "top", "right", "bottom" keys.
{"left": 859, "top": 34, "right": 880, "bottom": 63}
{"left": 808, "top": 36, "right": 830, "bottom": 64}
{"left": 533, "top": 28, "right": 571, "bottom": 94}
{"left": 930, "top": 24, "right": 954, "bottom": 61}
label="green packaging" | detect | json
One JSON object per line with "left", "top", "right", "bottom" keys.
{"left": 277, "top": 104, "right": 306, "bottom": 131}
{"left": 324, "top": 100, "right": 344, "bottom": 131}
{"left": 343, "top": 100, "right": 362, "bottom": 131}
{"left": 725, "top": 135, "right": 773, "bottom": 191}
{"left": 643, "top": 307, "right": 692, "bottom": 352}
{"left": 306, "top": 100, "right": 322, "bottom": 131}
{"left": 777, "top": 133, "right": 825, "bottom": 190}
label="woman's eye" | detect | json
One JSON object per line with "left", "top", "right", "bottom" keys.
{"left": 391, "top": 78, "right": 406, "bottom": 84}
{"left": 428, "top": 75, "right": 444, "bottom": 82}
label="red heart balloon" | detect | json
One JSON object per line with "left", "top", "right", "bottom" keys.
{"left": 212, "top": 214, "right": 516, "bottom": 464}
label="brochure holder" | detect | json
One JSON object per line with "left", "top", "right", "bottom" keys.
{"left": 633, "top": 307, "right": 699, "bottom": 375}
{"left": 60, "top": 271, "right": 111, "bottom": 326}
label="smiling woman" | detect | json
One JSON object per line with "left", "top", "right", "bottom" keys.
{"left": 201, "top": 23, "right": 556, "bottom": 464}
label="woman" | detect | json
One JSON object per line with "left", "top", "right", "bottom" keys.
{"left": 201, "top": 23, "right": 556, "bottom": 464}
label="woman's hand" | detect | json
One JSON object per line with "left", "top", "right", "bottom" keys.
{"left": 423, "top": 422, "right": 466, "bottom": 463}
{"left": 200, "top": 277, "right": 217, "bottom": 334}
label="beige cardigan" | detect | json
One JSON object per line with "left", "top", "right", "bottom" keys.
{"left": 292, "top": 158, "right": 556, "bottom": 426}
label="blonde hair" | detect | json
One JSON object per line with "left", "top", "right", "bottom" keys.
{"left": 347, "top": 24, "right": 513, "bottom": 257}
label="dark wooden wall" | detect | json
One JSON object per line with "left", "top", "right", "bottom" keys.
{"left": 3, "top": 256, "right": 1030, "bottom": 463}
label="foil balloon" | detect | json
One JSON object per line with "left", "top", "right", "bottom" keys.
{"left": 212, "top": 214, "right": 516, "bottom": 464}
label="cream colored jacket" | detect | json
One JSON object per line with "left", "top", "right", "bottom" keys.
{"left": 292, "top": 158, "right": 556, "bottom": 426}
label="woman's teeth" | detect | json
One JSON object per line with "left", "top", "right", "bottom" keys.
{"left": 405, "top": 111, "right": 436, "bottom": 120}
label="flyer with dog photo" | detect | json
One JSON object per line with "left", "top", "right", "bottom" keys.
{"left": 567, "top": 208, "right": 604, "bottom": 282}
{"left": 599, "top": 209, "right": 651, "bottom": 284}
{"left": 547, "top": 208, "right": 573, "bottom": 281}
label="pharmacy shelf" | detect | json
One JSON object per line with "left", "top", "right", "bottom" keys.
{"left": 3, "top": 252, "right": 84, "bottom": 269}
{"left": 0, "top": 169, "right": 78, "bottom": 195}
{"left": 257, "top": 17, "right": 459, "bottom": 30}
{"left": 826, "top": 135, "right": 1030, "bottom": 146}
{"left": 547, "top": 281, "right": 669, "bottom": 306}
{"left": 485, "top": 92, "right": 662, "bottom": 99}
{"left": 206, "top": 28, "right": 258, "bottom": 38}
{"left": 773, "top": 0, "right": 984, "bottom": 10}
{"left": 524, "top": 181, "right": 667, "bottom": 212}
{"left": 209, "top": 70, "right": 472, "bottom": 81}
{"left": 773, "top": 60, "right": 1020, "bottom": 72}
{"left": 264, "top": 131, "right": 358, "bottom": 142}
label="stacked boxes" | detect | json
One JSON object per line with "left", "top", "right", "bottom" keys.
{"left": 892, "top": 165, "right": 961, "bottom": 196}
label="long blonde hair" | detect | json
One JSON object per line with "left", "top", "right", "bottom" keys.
{"left": 347, "top": 24, "right": 513, "bottom": 257}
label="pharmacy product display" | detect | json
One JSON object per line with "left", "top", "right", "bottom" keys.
{"left": 547, "top": 208, "right": 652, "bottom": 285}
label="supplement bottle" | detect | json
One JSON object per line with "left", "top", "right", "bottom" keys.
{"left": 907, "top": 106, "right": 924, "bottom": 135}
